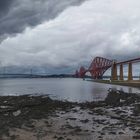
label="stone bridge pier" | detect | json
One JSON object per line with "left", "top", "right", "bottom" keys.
{"left": 111, "top": 62, "right": 133, "bottom": 81}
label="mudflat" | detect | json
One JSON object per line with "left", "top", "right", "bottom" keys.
{"left": 0, "top": 90, "right": 140, "bottom": 140}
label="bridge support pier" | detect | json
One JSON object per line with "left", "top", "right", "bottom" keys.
{"left": 120, "top": 64, "right": 124, "bottom": 80}
{"left": 111, "top": 62, "right": 118, "bottom": 80}
{"left": 128, "top": 62, "right": 133, "bottom": 81}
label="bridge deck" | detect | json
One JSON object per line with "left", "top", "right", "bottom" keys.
{"left": 117, "top": 57, "right": 140, "bottom": 65}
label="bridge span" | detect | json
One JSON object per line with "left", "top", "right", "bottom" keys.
{"left": 76, "top": 57, "right": 140, "bottom": 81}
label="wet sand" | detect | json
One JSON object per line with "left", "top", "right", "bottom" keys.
{"left": 0, "top": 90, "right": 140, "bottom": 140}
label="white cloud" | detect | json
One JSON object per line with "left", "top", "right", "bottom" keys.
{"left": 0, "top": 0, "right": 140, "bottom": 72}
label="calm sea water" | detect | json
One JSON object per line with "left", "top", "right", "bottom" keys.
{"left": 0, "top": 78, "right": 139, "bottom": 102}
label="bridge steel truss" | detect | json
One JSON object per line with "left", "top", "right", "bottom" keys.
{"left": 76, "top": 56, "right": 140, "bottom": 80}
{"left": 76, "top": 57, "right": 113, "bottom": 79}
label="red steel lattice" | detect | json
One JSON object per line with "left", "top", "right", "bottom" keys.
{"left": 78, "top": 66, "right": 87, "bottom": 78}
{"left": 76, "top": 57, "right": 113, "bottom": 79}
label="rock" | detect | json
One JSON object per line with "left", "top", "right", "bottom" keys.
{"left": 0, "top": 106, "right": 9, "bottom": 109}
{"left": 98, "top": 136, "right": 103, "bottom": 138}
{"left": 136, "top": 129, "right": 140, "bottom": 134}
{"left": 75, "top": 127, "right": 82, "bottom": 132}
{"left": 109, "top": 131, "right": 116, "bottom": 135}
{"left": 118, "top": 132, "right": 124, "bottom": 135}
{"left": 53, "top": 135, "right": 58, "bottom": 139}
{"left": 129, "top": 127, "right": 137, "bottom": 131}
{"left": 133, "top": 135, "right": 140, "bottom": 139}
{"left": 57, "top": 136, "right": 64, "bottom": 140}
{"left": 134, "top": 103, "right": 140, "bottom": 114}
{"left": 13, "top": 110, "right": 21, "bottom": 117}
{"left": 105, "top": 110, "right": 121, "bottom": 119}
{"left": 80, "top": 119, "right": 89, "bottom": 123}
{"left": 120, "top": 99, "right": 125, "bottom": 103}
{"left": 66, "top": 117, "right": 77, "bottom": 121}
{"left": 100, "top": 132, "right": 105, "bottom": 135}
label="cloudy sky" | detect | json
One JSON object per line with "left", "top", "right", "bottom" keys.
{"left": 0, "top": 0, "right": 140, "bottom": 74}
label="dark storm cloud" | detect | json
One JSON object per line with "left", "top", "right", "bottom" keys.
{"left": 0, "top": 0, "right": 140, "bottom": 74}
{"left": 0, "top": 0, "right": 87, "bottom": 42}
{"left": 0, "top": 0, "right": 15, "bottom": 15}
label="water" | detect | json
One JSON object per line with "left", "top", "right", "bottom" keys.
{"left": 0, "top": 78, "right": 139, "bottom": 102}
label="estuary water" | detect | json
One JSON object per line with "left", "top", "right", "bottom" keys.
{"left": 0, "top": 78, "right": 139, "bottom": 102}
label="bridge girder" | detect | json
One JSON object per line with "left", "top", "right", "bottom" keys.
{"left": 76, "top": 57, "right": 113, "bottom": 79}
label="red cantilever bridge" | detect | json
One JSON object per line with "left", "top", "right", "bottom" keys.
{"left": 75, "top": 56, "right": 140, "bottom": 80}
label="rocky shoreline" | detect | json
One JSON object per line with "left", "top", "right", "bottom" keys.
{"left": 0, "top": 89, "right": 140, "bottom": 140}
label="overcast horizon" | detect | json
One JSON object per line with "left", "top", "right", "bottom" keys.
{"left": 0, "top": 0, "right": 140, "bottom": 74}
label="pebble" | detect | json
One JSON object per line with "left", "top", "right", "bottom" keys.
{"left": 13, "top": 110, "right": 21, "bottom": 117}
{"left": 133, "top": 135, "right": 140, "bottom": 139}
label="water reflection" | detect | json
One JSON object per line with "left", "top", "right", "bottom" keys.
{"left": 0, "top": 78, "right": 139, "bottom": 102}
